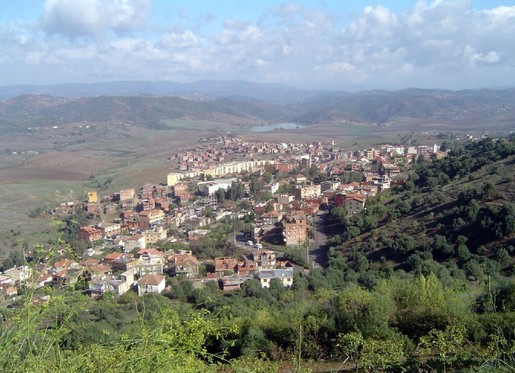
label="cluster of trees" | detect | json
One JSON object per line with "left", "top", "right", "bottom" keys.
{"left": 327, "top": 137, "right": 515, "bottom": 284}
{"left": 1, "top": 270, "right": 513, "bottom": 372}
{"left": 412, "top": 136, "right": 515, "bottom": 189}
{"left": 215, "top": 181, "right": 246, "bottom": 203}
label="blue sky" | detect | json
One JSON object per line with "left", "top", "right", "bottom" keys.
{"left": 1, "top": 0, "right": 515, "bottom": 90}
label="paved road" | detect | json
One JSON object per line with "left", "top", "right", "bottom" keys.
{"left": 308, "top": 212, "right": 329, "bottom": 269}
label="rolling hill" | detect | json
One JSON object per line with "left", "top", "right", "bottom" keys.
{"left": 327, "top": 137, "right": 515, "bottom": 282}
{"left": 1, "top": 83, "right": 515, "bottom": 133}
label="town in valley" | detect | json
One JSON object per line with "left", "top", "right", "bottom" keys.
{"left": 0, "top": 134, "right": 450, "bottom": 298}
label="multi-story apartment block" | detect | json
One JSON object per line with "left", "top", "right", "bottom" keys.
{"left": 136, "top": 248, "right": 164, "bottom": 276}
{"left": 96, "top": 222, "right": 121, "bottom": 239}
{"left": 78, "top": 226, "right": 103, "bottom": 242}
{"left": 293, "top": 183, "right": 321, "bottom": 201}
{"left": 138, "top": 209, "right": 165, "bottom": 229}
{"left": 203, "top": 160, "right": 273, "bottom": 178}
{"left": 281, "top": 211, "right": 308, "bottom": 246}
{"left": 144, "top": 226, "right": 167, "bottom": 245}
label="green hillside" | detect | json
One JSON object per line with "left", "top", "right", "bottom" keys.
{"left": 2, "top": 88, "right": 515, "bottom": 134}
{"left": 326, "top": 137, "right": 515, "bottom": 286}
{"left": 0, "top": 95, "right": 295, "bottom": 132}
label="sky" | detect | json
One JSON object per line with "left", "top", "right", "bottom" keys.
{"left": 1, "top": 0, "right": 515, "bottom": 91}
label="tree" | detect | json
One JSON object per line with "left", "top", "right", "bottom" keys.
{"left": 480, "top": 182, "right": 495, "bottom": 201}
{"left": 215, "top": 188, "right": 226, "bottom": 202}
{"left": 465, "top": 199, "right": 480, "bottom": 220}
{"left": 391, "top": 234, "right": 416, "bottom": 254}
{"left": 419, "top": 325, "right": 467, "bottom": 371}
{"left": 262, "top": 171, "right": 273, "bottom": 184}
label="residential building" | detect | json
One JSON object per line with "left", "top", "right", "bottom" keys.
{"left": 294, "top": 174, "right": 307, "bottom": 184}
{"left": 138, "top": 209, "right": 165, "bottom": 229}
{"left": 197, "top": 178, "right": 238, "bottom": 196}
{"left": 167, "top": 172, "right": 183, "bottom": 187}
{"left": 214, "top": 257, "right": 238, "bottom": 276}
{"left": 103, "top": 252, "right": 126, "bottom": 263}
{"left": 202, "top": 160, "right": 272, "bottom": 178}
{"left": 119, "top": 188, "right": 135, "bottom": 202}
{"left": 237, "top": 259, "right": 257, "bottom": 276}
{"left": 111, "top": 257, "right": 139, "bottom": 272}
{"left": 96, "top": 222, "right": 121, "bottom": 239}
{"left": 136, "top": 248, "right": 164, "bottom": 276}
{"left": 281, "top": 211, "right": 308, "bottom": 246}
{"left": 253, "top": 250, "right": 276, "bottom": 269}
{"left": 78, "top": 226, "right": 103, "bottom": 242}
{"left": 277, "top": 194, "right": 294, "bottom": 204}
{"left": 137, "top": 274, "right": 166, "bottom": 296}
{"left": 89, "top": 270, "right": 134, "bottom": 298}
{"left": 257, "top": 268, "right": 294, "bottom": 288}
{"left": 293, "top": 184, "right": 321, "bottom": 200}
{"left": 220, "top": 275, "right": 253, "bottom": 291}
{"left": 366, "top": 148, "right": 378, "bottom": 160}
{"left": 139, "top": 198, "right": 156, "bottom": 211}
{"left": 261, "top": 210, "right": 283, "bottom": 225}
{"left": 144, "top": 226, "right": 167, "bottom": 245}
{"left": 344, "top": 195, "right": 366, "bottom": 215}
{"left": 188, "top": 229, "right": 210, "bottom": 241}
{"left": 123, "top": 234, "right": 146, "bottom": 251}
{"left": 167, "top": 252, "right": 200, "bottom": 278}
{"left": 262, "top": 182, "right": 279, "bottom": 194}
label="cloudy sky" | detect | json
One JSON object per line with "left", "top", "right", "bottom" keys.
{"left": 1, "top": 0, "right": 514, "bottom": 91}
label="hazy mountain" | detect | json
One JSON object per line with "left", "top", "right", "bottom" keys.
{"left": 0, "top": 80, "right": 328, "bottom": 105}
{"left": 0, "top": 94, "right": 296, "bottom": 131}
{"left": 1, "top": 83, "right": 515, "bottom": 133}
{"left": 294, "top": 88, "right": 515, "bottom": 124}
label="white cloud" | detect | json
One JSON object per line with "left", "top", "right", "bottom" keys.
{"left": 160, "top": 31, "right": 199, "bottom": 49}
{"left": 41, "top": 0, "right": 151, "bottom": 39}
{"left": 1, "top": 0, "right": 515, "bottom": 89}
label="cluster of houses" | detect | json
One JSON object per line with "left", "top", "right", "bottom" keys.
{"left": 0, "top": 136, "right": 447, "bottom": 300}
{"left": 0, "top": 247, "right": 293, "bottom": 298}
{"left": 170, "top": 136, "right": 333, "bottom": 171}
{"left": 0, "top": 248, "right": 179, "bottom": 298}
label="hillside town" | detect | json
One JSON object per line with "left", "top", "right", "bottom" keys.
{"left": 0, "top": 135, "right": 447, "bottom": 299}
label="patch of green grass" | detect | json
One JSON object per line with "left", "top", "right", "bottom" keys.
{"left": 161, "top": 119, "right": 221, "bottom": 131}
{"left": 334, "top": 123, "right": 378, "bottom": 136}
{"left": 0, "top": 180, "right": 87, "bottom": 254}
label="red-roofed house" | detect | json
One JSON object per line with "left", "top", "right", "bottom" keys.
{"left": 78, "top": 226, "right": 103, "bottom": 242}
{"left": 137, "top": 274, "right": 166, "bottom": 296}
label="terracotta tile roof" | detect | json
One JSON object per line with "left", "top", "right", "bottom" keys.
{"left": 138, "top": 274, "right": 165, "bottom": 286}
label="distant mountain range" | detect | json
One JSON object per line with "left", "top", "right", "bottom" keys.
{"left": 0, "top": 80, "right": 514, "bottom": 132}
{"left": 0, "top": 80, "right": 324, "bottom": 105}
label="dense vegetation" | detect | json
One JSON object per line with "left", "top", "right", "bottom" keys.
{"left": 0, "top": 137, "right": 514, "bottom": 372}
